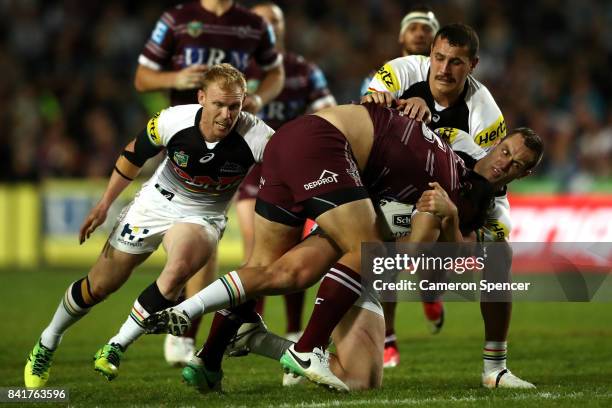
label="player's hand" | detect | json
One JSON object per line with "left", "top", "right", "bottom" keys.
{"left": 79, "top": 202, "right": 109, "bottom": 244}
{"left": 397, "top": 97, "right": 431, "bottom": 123}
{"left": 360, "top": 91, "right": 395, "bottom": 107}
{"left": 243, "top": 94, "right": 263, "bottom": 113}
{"left": 416, "top": 182, "right": 457, "bottom": 218}
{"left": 174, "top": 64, "right": 208, "bottom": 90}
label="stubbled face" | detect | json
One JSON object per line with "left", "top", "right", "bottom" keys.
{"left": 400, "top": 22, "right": 435, "bottom": 56}
{"left": 198, "top": 82, "right": 244, "bottom": 141}
{"left": 428, "top": 37, "right": 477, "bottom": 100}
{"left": 252, "top": 4, "right": 285, "bottom": 49}
{"left": 475, "top": 133, "right": 537, "bottom": 187}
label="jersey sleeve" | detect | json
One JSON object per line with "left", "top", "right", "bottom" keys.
{"left": 138, "top": 11, "right": 176, "bottom": 70}
{"left": 235, "top": 112, "right": 274, "bottom": 163}
{"left": 468, "top": 82, "right": 507, "bottom": 150}
{"left": 306, "top": 63, "right": 336, "bottom": 112}
{"left": 449, "top": 130, "right": 487, "bottom": 160}
{"left": 478, "top": 195, "right": 512, "bottom": 242}
{"left": 252, "top": 21, "right": 282, "bottom": 71}
{"left": 366, "top": 55, "right": 429, "bottom": 98}
{"left": 147, "top": 105, "right": 199, "bottom": 147}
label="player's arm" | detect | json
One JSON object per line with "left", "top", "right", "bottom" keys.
{"left": 305, "top": 64, "right": 337, "bottom": 113}
{"left": 79, "top": 129, "right": 162, "bottom": 244}
{"left": 134, "top": 64, "right": 208, "bottom": 92}
{"left": 416, "top": 182, "right": 463, "bottom": 243}
{"left": 244, "top": 63, "right": 284, "bottom": 113}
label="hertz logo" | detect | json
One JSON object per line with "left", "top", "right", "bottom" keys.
{"left": 374, "top": 64, "right": 400, "bottom": 92}
{"left": 475, "top": 116, "right": 506, "bottom": 148}
{"left": 147, "top": 111, "right": 162, "bottom": 146}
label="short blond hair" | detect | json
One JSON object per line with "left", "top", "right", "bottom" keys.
{"left": 201, "top": 63, "right": 247, "bottom": 94}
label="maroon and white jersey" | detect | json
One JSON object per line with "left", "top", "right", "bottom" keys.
{"left": 362, "top": 103, "right": 468, "bottom": 206}
{"left": 144, "top": 104, "right": 274, "bottom": 216}
{"left": 246, "top": 52, "right": 336, "bottom": 130}
{"left": 138, "top": 2, "right": 282, "bottom": 106}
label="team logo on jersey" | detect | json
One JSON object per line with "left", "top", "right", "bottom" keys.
{"left": 187, "top": 21, "right": 204, "bottom": 37}
{"left": 374, "top": 63, "right": 400, "bottom": 93}
{"left": 435, "top": 127, "right": 460, "bottom": 144}
{"left": 475, "top": 116, "right": 507, "bottom": 148}
{"left": 304, "top": 170, "right": 338, "bottom": 191}
{"left": 432, "top": 113, "right": 441, "bottom": 122}
{"left": 174, "top": 151, "right": 189, "bottom": 167}
{"left": 146, "top": 111, "right": 161, "bottom": 146}
{"left": 151, "top": 21, "right": 168, "bottom": 45}
{"left": 199, "top": 153, "right": 215, "bottom": 164}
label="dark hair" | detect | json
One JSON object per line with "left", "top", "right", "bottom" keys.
{"left": 433, "top": 23, "right": 479, "bottom": 59}
{"left": 507, "top": 127, "right": 544, "bottom": 170}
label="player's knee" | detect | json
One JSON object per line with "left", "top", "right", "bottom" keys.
{"left": 161, "top": 259, "right": 194, "bottom": 289}
{"left": 265, "top": 261, "right": 310, "bottom": 292}
{"left": 88, "top": 278, "right": 117, "bottom": 300}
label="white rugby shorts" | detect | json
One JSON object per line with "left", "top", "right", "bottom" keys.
{"left": 108, "top": 182, "right": 226, "bottom": 254}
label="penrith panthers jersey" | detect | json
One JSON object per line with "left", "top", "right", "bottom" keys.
{"left": 367, "top": 55, "right": 506, "bottom": 150}
{"left": 144, "top": 104, "right": 273, "bottom": 216}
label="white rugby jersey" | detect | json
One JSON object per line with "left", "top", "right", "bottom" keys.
{"left": 144, "top": 104, "right": 273, "bottom": 216}
{"left": 367, "top": 55, "right": 506, "bottom": 150}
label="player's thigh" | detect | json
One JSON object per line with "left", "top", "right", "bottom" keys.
{"left": 315, "top": 198, "right": 381, "bottom": 253}
{"left": 332, "top": 306, "right": 384, "bottom": 390}
{"left": 260, "top": 234, "right": 342, "bottom": 295}
{"left": 235, "top": 198, "right": 256, "bottom": 254}
{"left": 162, "top": 222, "right": 217, "bottom": 272}
{"left": 247, "top": 212, "right": 303, "bottom": 267}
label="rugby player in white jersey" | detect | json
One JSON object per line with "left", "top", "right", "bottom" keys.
{"left": 24, "top": 64, "right": 274, "bottom": 388}
{"left": 359, "top": 5, "right": 444, "bottom": 369}
{"left": 363, "top": 23, "right": 535, "bottom": 388}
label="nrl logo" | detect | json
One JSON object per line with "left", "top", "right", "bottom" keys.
{"left": 174, "top": 150, "right": 189, "bottom": 168}
{"left": 187, "top": 21, "right": 204, "bottom": 37}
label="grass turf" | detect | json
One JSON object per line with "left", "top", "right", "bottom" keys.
{"left": 1, "top": 267, "right": 610, "bottom": 407}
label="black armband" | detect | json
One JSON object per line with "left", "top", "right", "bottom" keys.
{"left": 114, "top": 165, "right": 134, "bottom": 181}
{"left": 122, "top": 128, "right": 162, "bottom": 167}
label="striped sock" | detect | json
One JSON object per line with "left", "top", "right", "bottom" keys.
{"left": 109, "top": 282, "right": 174, "bottom": 349}
{"left": 177, "top": 271, "right": 246, "bottom": 318}
{"left": 295, "top": 263, "right": 362, "bottom": 352}
{"left": 384, "top": 331, "right": 397, "bottom": 348}
{"left": 483, "top": 341, "right": 507, "bottom": 374}
{"left": 41, "top": 277, "right": 99, "bottom": 349}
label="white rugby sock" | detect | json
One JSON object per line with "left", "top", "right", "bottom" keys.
{"left": 483, "top": 341, "right": 507, "bottom": 373}
{"left": 41, "top": 279, "right": 95, "bottom": 350}
{"left": 176, "top": 271, "right": 245, "bottom": 318}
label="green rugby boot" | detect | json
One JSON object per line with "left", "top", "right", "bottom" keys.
{"left": 93, "top": 343, "right": 124, "bottom": 381}
{"left": 24, "top": 340, "right": 55, "bottom": 389}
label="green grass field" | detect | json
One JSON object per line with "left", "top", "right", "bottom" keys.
{"left": 1, "top": 267, "right": 610, "bottom": 407}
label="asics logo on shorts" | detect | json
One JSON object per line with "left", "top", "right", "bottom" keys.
{"left": 303, "top": 170, "right": 339, "bottom": 191}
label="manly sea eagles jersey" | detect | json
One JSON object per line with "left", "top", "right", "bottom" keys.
{"left": 245, "top": 52, "right": 336, "bottom": 130}
{"left": 144, "top": 104, "right": 273, "bottom": 215}
{"left": 367, "top": 55, "right": 506, "bottom": 150}
{"left": 379, "top": 129, "right": 513, "bottom": 242}
{"left": 138, "top": 2, "right": 282, "bottom": 106}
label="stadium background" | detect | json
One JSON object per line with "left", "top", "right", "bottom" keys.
{"left": 0, "top": 1, "right": 610, "bottom": 406}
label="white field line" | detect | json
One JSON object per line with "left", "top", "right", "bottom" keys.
{"left": 274, "top": 391, "right": 612, "bottom": 408}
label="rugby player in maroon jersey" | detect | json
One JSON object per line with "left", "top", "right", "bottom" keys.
{"left": 143, "top": 101, "right": 542, "bottom": 391}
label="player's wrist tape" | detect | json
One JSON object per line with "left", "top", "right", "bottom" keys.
{"left": 114, "top": 165, "right": 134, "bottom": 181}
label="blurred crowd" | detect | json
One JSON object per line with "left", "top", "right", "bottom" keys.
{"left": 0, "top": 0, "right": 610, "bottom": 191}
